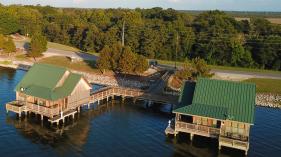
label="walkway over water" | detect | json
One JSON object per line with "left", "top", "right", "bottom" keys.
{"left": 6, "top": 85, "right": 179, "bottom": 125}
{"left": 90, "top": 86, "right": 179, "bottom": 105}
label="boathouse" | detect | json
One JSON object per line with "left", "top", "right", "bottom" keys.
{"left": 167, "top": 78, "right": 256, "bottom": 155}
{"left": 6, "top": 63, "right": 92, "bottom": 124}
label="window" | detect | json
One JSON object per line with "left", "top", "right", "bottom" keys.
{"left": 193, "top": 117, "right": 197, "bottom": 124}
{"left": 197, "top": 117, "right": 202, "bottom": 125}
{"left": 202, "top": 118, "right": 207, "bottom": 126}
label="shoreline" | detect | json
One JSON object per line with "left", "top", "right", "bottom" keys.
{"left": 0, "top": 61, "right": 149, "bottom": 89}
{"left": 1, "top": 61, "right": 280, "bottom": 109}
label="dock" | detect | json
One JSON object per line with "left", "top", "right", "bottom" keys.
{"left": 6, "top": 86, "right": 179, "bottom": 125}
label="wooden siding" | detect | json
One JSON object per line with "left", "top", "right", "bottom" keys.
{"left": 68, "top": 79, "right": 90, "bottom": 109}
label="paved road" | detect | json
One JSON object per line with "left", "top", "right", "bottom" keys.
{"left": 212, "top": 69, "right": 281, "bottom": 80}
{"left": 15, "top": 40, "right": 281, "bottom": 79}
{"left": 44, "top": 48, "right": 98, "bottom": 61}
{"left": 15, "top": 41, "right": 98, "bottom": 61}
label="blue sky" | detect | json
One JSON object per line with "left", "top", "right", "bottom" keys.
{"left": 1, "top": 0, "right": 281, "bottom": 11}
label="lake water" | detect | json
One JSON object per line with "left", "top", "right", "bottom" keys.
{"left": 0, "top": 67, "right": 281, "bottom": 157}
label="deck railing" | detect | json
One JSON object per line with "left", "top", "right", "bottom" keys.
{"left": 90, "top": 86, "right": 177, "bottom": 104}
{"left": 175, "top": 121, "right": 220, "bottom": 137}
{"left": 25, "top": 103, "right": 60, "bottom": 118}
{"left": 219, "top": 136, "right": 249, "bottom": 150}
{"left": 6, "top": 101, "right": 27, "bottom": 113}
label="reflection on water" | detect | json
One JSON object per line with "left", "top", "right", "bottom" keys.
{"left": 1, "top": 68, "right": 281, "bottom": 157}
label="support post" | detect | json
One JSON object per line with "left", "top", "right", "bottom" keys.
{"left": 41, "top": 115, "right": 44, "bottom": 121}
{"left": 88, "top": 103, "right": 90, "bottom": 109}
{"left": 77, "top": 107, "right": 80, "bottom": 113}
{"left": 98, "top": 100, "right": 100, "bottom": 105}
{"left": 190, "top": 133, "right": 194, "bottom": 141}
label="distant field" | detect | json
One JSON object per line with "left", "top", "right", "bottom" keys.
{"left": 235, "top": 17, "right": 281, "bottom": 24}
{"left": 39, "top": 56, "right": 100, "bottom": 74}
{"left": 243, "top": 78, "right": 281, "bottom": 95}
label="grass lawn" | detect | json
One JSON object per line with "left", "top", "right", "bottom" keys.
{"left": 156, "top": 59, "right": 281, "bottom": 75}
{"left": 47, "top": 42, "right": 79, "bottom": 52}
{"left": 209, "top": 65, "right": 281, "bottom": 74}
{"left": 39, "top": 56, "right": 101, "bottom": 74}
{"left": 0, "top": 60, "right": 12, "bottom": 65}
{"left": 15, "top": 54, "right": 32, "bottom": 61}
{"left": 243, "top": 78, "right": 281, "bottom": 95}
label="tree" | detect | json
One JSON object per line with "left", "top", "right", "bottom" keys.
{"left": 0, "top": 10, "right": 20, "bottom": 34}
{"left": 96, "top": 45, "right": 112, "bottom": 73}
{"left": 0, "top": 34, "right": 4, "bottom": 49}
{"left": 118, "top": 46, "right": 136, "bottom": 74}
{"left": 175, "top": 60, "right": 193, "bottom": 80}
{"left": 3, "top": 36, "right": 16, "bottom": 55}
{"left": 191, "top": 57, "right": 213, "bottom": 79}
{"left": 29, "top": 33, "right": 47, "bottom": 59}
{"left": 176, "top": 58, "right": 213, "bottom": 80}
{"left": 134, "top": 55, "right": 149, "bottom": 74}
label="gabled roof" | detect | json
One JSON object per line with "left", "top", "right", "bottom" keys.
{"left": 174, "top": 78, "right": 256, "bottom": 124}
{"left": 15, "top": 63, "right": 86, "bottom": 101}
{"left": 177, "top": 81, "right": 196, "bottom": 106}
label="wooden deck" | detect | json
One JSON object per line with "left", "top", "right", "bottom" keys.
{"left": 6, "top": 101, "right": 28, "bottom": 117}
{"left": 219, "top": 136, "right": 249, "bottom": 154}
{"left": 174, "top": 121, "right": 220, "bottom": 138}
{"left": 6, "top": 86, "right": 179, "bottom": 124}
{"left": 48, "top": 109, "right": 77, "bottom": 124}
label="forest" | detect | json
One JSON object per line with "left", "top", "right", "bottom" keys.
{"left": 0, "top": 4, "right": 280, "bottom": 70}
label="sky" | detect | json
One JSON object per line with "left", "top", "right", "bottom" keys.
{"left": 1, "top": 0, "right": 281, "bottom": 12}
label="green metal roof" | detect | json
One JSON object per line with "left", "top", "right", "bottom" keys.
{"left": 178, "top": 81, "right": 196, "bottom": 105}
{"left": 15, "top": 63, "right": 83, "bottom": 101}
{"left": 174, "top": 103, "right": 228, "bottom": 120}
{"left": 174, "top": 78, "right": 256, "bottom": 124}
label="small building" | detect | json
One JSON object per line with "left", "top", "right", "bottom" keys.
{"left": 6, "top": 63, "right": 92, "bottom": 124}
{"left": 166, "top": 78, "right": 256, "bottom": 155}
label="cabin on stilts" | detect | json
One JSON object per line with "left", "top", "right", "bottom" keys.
{"left": 6, "top": 63, "right": 92, "bottom": 125}
{"left": 165, "top": 78, "right": 256, "bottom": 155}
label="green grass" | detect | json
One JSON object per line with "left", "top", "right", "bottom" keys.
{"left": 39, "top": 56, "right": 100, "bottom": 74}
{"left": 47, "top": 42, "right": 79, "bottom": 52}
{"left": 156, "top": 59, "right": 185, "bottom": 67}
{"left": 209, "top": 65, "right": 281, "bottom": 74}
{"left": 243, "top": 78, "right": 281, "bottom": 94}
{"left": 156, "top": 59, "right": 281, "bottom": 75}
{"left": 15, "top": 54, "right": 31, "bottom": 61}
{"left": 0, "top": 60, "right": 12, "bottom": 65}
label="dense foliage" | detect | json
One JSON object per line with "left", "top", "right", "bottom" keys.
{"left": 29, "top": 33, "right": 47, "bottom": 58}
{"left": 97, "top": 43, "right": 149, "bottom": 74}
{"left": 0, "top": 34, "right": 16, "bottom": 54}
{"left": 176, "top": 58, "right": 213, "bottom": 80}
{"left": 0, "top": 5, "right": 280, "bottom": 70}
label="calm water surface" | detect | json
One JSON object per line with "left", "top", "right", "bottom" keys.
{"left": 0, "top": 67, "right": 281, "bottom": 157}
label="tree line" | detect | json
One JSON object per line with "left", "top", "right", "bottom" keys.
{"left": 0, "top": 5, "right": 280, "bottom": 70}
